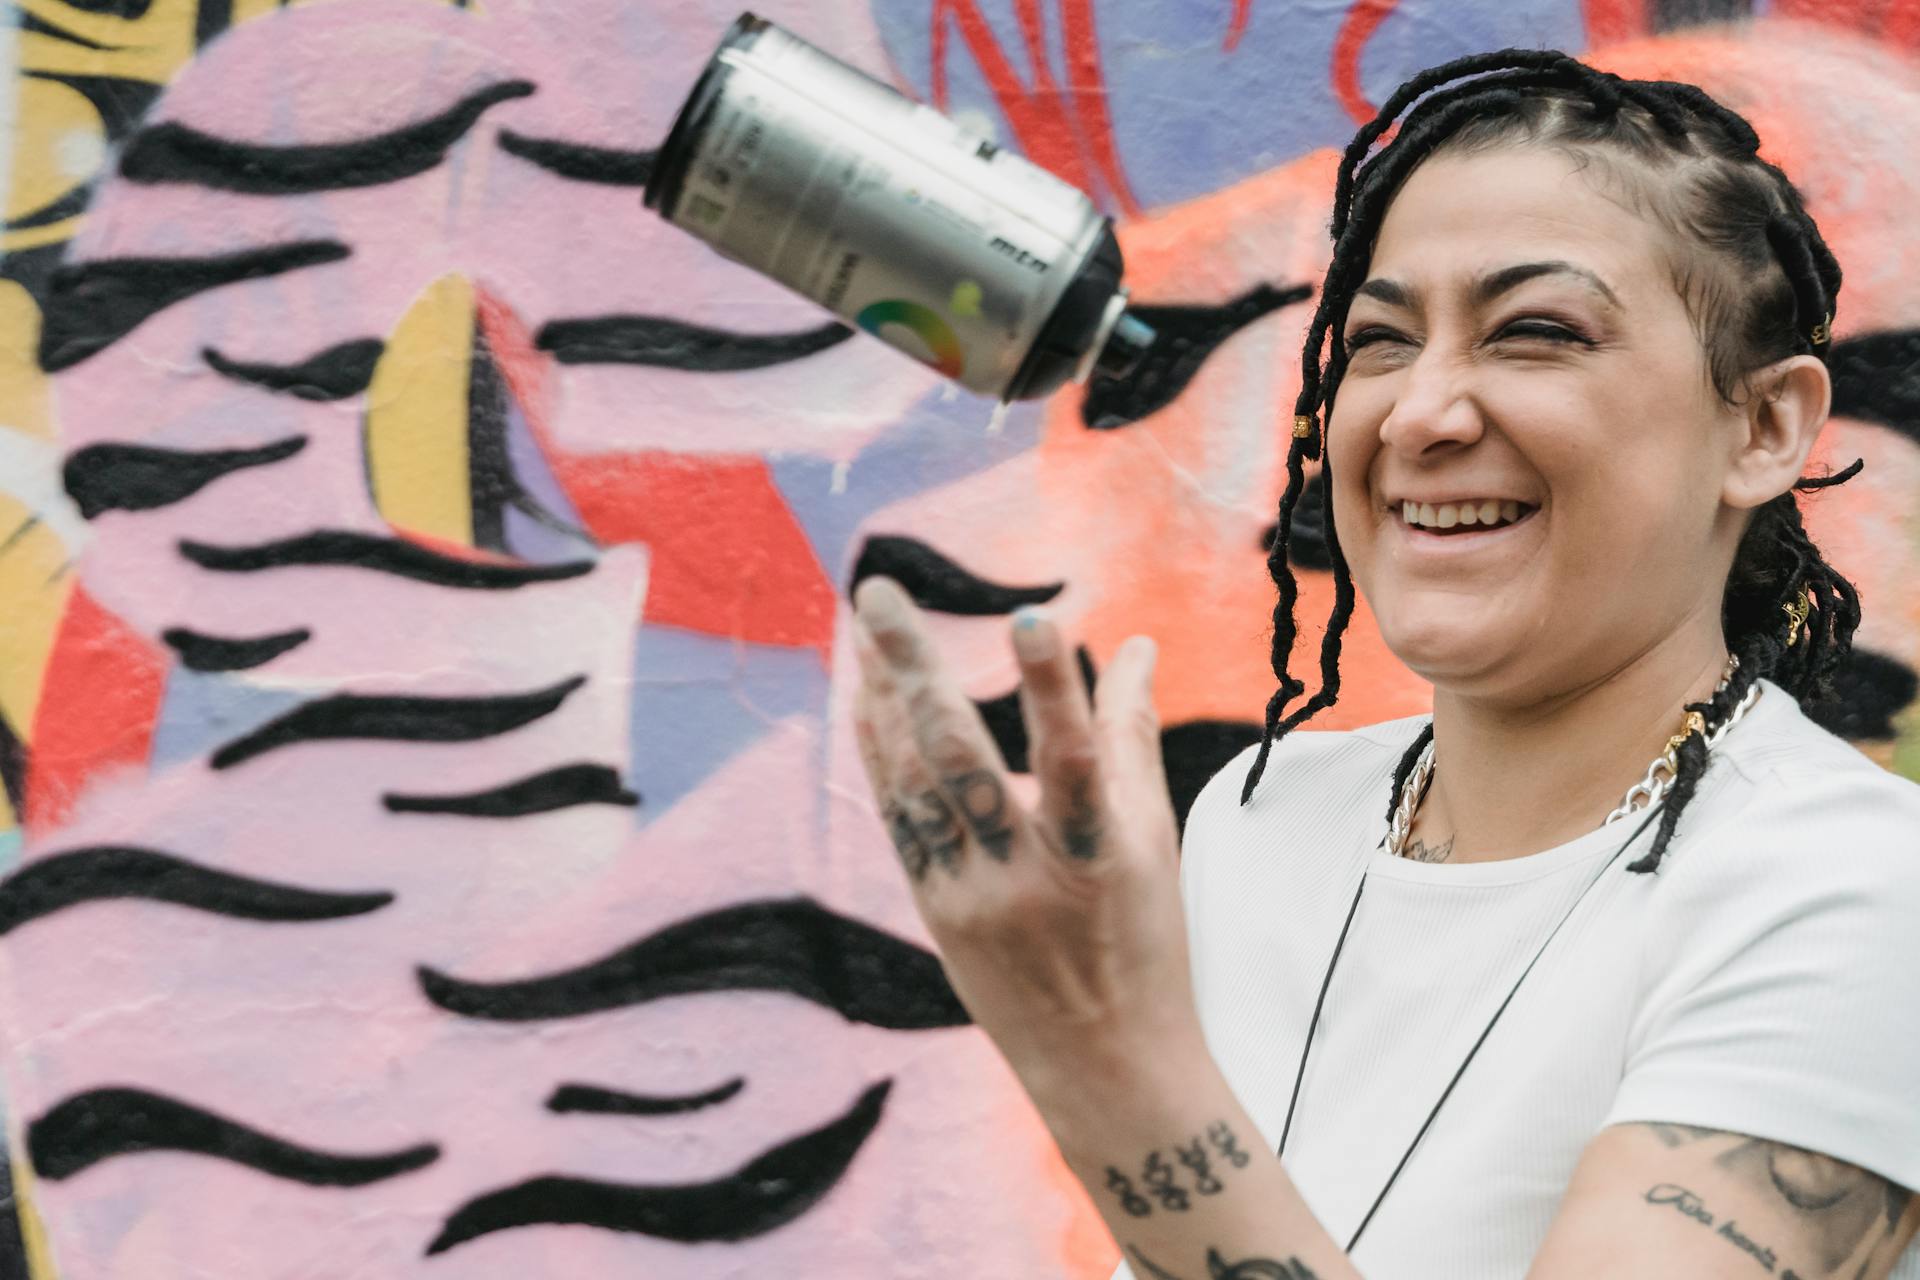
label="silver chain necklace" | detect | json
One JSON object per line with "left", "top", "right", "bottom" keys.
{"left": 1386, "top": 658, "right": 1760, "bottom": 859}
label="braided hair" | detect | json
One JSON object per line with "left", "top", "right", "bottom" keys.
{"left": 1243, "top": 49, "right": 1862, "bottom": 873}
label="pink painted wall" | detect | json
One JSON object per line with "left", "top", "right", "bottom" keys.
{"left": 0, "top": 1, "right": 1914, "bottom": 1276}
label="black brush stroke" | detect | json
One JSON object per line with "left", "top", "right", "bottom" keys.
{"left": 426, "top": 1079, "right": 889, "bottom": 1254}
{"left": 204, "top": 338, "right": 383, "bottom": 401}
{"left": 64, "top": 437, "right": 306, "bottom": 519}
{"left": 974, "top": 647, "right": 1098, "bottom": 772}
{"left": 0, "top": 846, "right": 391, "bottom": 935}
{"left": 179, "top": 530, "right": 594, "bottom": 589}
{"left": 39, "top": 240, "right": 350, "bottom": 372}
{"left": 497, "top": 131, "right": 655, "bottom": 185}
{"left": 851, "top": 534, "right": 1063, "bottom": 617}
{"left": 1829, "top": 330, "right": 1920, "bottom": 446}
{"left": 537, "top": 314, "right": 854, "bottom": 371}
{"left": 384, "top": 762, "right": 637, "bottom": 817}
{"left": 1261, "top": 469, "right": 1332, "bottom": 572}
{"left": 418, "top": 896, "right": 967, "bottom": 1030}
{"left": 162, "top": 626, "right": 311, "bottom": 672}
{"left": 193, "top": 0, "right": 230, "bottom": 49}
{"left": 118, "top": 82, "right": 536, "bottom": 193}
{"left": 30, "top": 1088, "right": 438, "bottom": 1185}
{"left": 5, "top": 182, "right": 90, "bottom": 234}
{"left": 546, "top": 1078, "right": 744, "bottom": 1117}
{"left": 1082, "top": 282, "right": 1312, "bottom": 430}
{"left": 211, "top": 675, "right": 586, "bottom": 770}
{"left": 1161, "top": 720, "right": 1264, "bottom": 832}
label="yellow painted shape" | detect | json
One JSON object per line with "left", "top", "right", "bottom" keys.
{"left": 0, "top": 497, "right": 77, "bottom": 754}
{"left": 364, "top": 275, "right": 476, "bottom": 547}
{"left": 12, "top": 1145, "right": 57, "bottom": 1279}
{"left": 0, "top": 284, "right": 54, "bottom": 440}
{"left": 18, "top": 0, "right": 198, "bottom": 76}
{"left": 5, "top": 78, "right": 103, "bottom": 228}
{"left": 0, "top": 219, "right": 84, "bottom": 257}
{"left": 17, "top": 30, "right": 182, "bottom": 87}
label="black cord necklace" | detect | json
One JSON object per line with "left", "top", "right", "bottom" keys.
{"left": 1275, "top": 805, "right": 1662, "bottom": 1253}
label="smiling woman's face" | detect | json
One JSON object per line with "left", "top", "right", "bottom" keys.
{"left": 1327, "top": 145, "right": 1755, "bottom": 703}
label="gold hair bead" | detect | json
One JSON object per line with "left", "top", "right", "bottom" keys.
{"left": 1661, "top": 710, "right": 1709, "bottom": 771}
{"left": 1783, "top": 590, "right": 1813, "bottom": 647}
{"left": 1293, "top": 414, "right": 1315, "bottom": 440}
{"left": 1809, "top": 312, "right": 1832, "bottom": 346}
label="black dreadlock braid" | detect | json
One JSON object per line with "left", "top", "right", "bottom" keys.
{"left": 1243, "top": 49, "right": 1863, "bottom": 874}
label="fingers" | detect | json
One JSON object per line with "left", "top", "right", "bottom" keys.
{"left": 1094, "top": 635, "right": 1177, "bottom": 851}
{"left": 855, "top": 577, "right": 1029, "bottom": 880}
{"left": 1011, "top": 607, "right": 1107, "bottom": 862}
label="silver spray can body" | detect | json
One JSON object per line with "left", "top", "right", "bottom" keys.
{"left": 645, "top": 13, "right": 1152, "bottom": 401}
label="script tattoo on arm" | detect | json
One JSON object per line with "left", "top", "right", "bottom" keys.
{"left": 1144, "top": 1150, "right": 1192, "bottom": 1212}
{"left": 1209, "top": 1121, "right": 1252, "bottom": 1168}
{"left": 1178, "top": 1138, "right": 1225, "bottom": 1195}
{"left": 1105, "top": 1123, "right": 1255, "bottom": 1219}
{"left": 1637, "top": 1123, "right": 1913, "bottom": 1277}
{"left": 1107, "top": 1166, "right": 1153, "bottom": 1218}
{"left": 1128, "top": 1244, "right": 1322, "bottom": 1279}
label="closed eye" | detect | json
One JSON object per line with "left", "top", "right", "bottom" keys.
{"left": 1345, "top": 325, "right": 1408, "bottom": 351}
{"left": 1494, "top": 319, "right": 1590, "bottom": 345}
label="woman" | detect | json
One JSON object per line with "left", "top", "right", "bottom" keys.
{"left": 851, "top": 49, "right": 1920, "bottom": 1280}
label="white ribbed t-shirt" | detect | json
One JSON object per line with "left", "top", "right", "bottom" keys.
{"left": 1113, "top": 680, "right": 1920, "bottom": 1280}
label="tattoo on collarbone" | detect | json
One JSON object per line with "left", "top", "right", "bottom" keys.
{"left": 943, "top": 768, "right": 1015, "bottom": 861}
{"left": 905, "top": 787, "right": 965, "bottom": 875}
{"left": 1208, "top": 1121, "right": 1252, "bottom": 1168}
{"left": 1061, "top": 773, "right": 1103, "bottom": 860}
{"left": 1143, "top": 1150, "right": 1191, "bottom": 1211}
{"left": 1107, "top": 1166, "right": 1153, "bottom": 1218}
{"left": 1638, "top": 1124, "right": 1913, "bottom": 1277}
{"left": 1128, "top": 1244, "right": 1322, "bottom": 1280}
{"left": 1402, "top": 833, "right": 1454, "bottom": 863}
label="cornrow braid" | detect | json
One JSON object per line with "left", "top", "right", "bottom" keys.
{"left": 1242, "top": 49, "right": 1863, "bottom": 875}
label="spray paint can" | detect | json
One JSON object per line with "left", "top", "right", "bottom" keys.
{"left": 645, "top": 13, "right": 1155, "bottom": 402}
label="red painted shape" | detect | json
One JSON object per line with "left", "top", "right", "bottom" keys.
{"left": 1887, "top": 0, "right": 1920, "bottom": 49}
{"left": 550, "top": 452, "right": 836, "bottom": 658}
{"left": 1581, "top": 0, "right": 1649, "bottom": 46}
{"left": 475, "top": 286, "right": 552, "bottom": 432}
{"left": 1061, "top": 0, "right": 1144, "bottom": 217}
{"left": 1331, "top": 0, "right": 1400, "bottom": 124}
{"left": 1225, "top": 0, "right": 1254, "bottom": 51}
{"left": 25, "top": 587, "right": 167, "bottom": 833}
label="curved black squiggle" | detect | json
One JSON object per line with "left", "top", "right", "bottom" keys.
{"left": 162, "top": 626, "right": 311, "bottom": 672}
{"left": 64, "top": 437, "right": 306, "bottom": 518}
{"left": 39, "top": 241, "right": 350, "bottom": 372}
{"left": 204, "top": 338, "right": 383, "bottom": 401}
{"left": 119, "top": 82, "right": 537, "bottom": 193}
{"left": 497, "top": 131, "right": 655, "bottom": 185}
{"left": 1829, "top": 329, "right": 1920, "bottom": 445}
{"left": 851, "top": 535, "right": 1064, "bottom": 617}
{"left": 30, "top": 1088, "right": 439, "bottom": 1185}
{"left": 384, "top": 762, "right": 637, "bottom": 817}
{"left": 0, "top": 846, "right": 391, "bottom": 935}
{"left": 1082, "top": 282, "right": 1313, "bottom": 430}
{"left": 418, "top": 897, "right": 967, "bottom": 1029}
{"left": 537, "top": 315, "right": 853, "bottom": 371}
{"left": 179, "top": 531, "right": 594, "bottom": 589}
{"left": 211, "top": 675, "right": 587, "bottom": 770}
{"left": 546, "top": 1078, "right": 744, "bottom": 1117}
{"left": 426, "top": 1080, "right": 889, "bottom": 1254}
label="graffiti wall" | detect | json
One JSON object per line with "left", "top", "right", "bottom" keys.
{"left": 0, "top": 0, "right": 1914, "bottom": 1275}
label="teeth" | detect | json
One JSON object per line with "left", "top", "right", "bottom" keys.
{"left": 1419, "top": 502, "right": 1438, "bottom": 527}
{"left": 1455, "top": 503, "right": 1479, "bottom": 527}
{"left": 1404, "top": 500, "right": 1418, "bottom": 525}
{"left": 1401, "top": 499, "right": 1532, "bottom": 530}
{"left": 1501, "top": 500, "right": 1520, "bottom": 522}
{"left": 1479, "top": 500, "right": 1500, "bottom": 525}
{"left": 1436, "top": 504, "right": 1459, "bottom": 528}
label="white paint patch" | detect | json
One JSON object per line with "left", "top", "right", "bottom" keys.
{"left": 0, "top": 430, "right": 91, "bottom": 552}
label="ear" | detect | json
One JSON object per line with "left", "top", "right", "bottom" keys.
{"left": 1721, "top": 354, "right": 1830, "bottom": 511}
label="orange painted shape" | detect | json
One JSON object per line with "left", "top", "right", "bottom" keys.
{"left": 550, "top": 453, "right": 835, "bottom": 657}
{"left": 25, "top": 587, "right": 167, "bottom": 833}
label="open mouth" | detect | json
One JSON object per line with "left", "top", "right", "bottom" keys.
{"left": 1397, "top": 499, "right": 1538, "bottom": 536}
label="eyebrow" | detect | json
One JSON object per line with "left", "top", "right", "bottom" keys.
{"left": 497, "top": 131, "right": 656, "bottom": 186}
{"left": 39, "top": 241, "right": 350, "bottom": 371}
{"left": 1354, "top": 260, "right": 1621, "bottom": 311}
{"left": 117, "top": 81, "right": 536, "bottom": 194}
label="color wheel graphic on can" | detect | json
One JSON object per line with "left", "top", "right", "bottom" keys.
{"left": 856, "top": 299, "right": 965, "bottom": 378}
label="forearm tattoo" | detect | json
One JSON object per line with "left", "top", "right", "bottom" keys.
{"left": 1105, "top": 1123, "right": 1250, "bottom": 1218}
{"left": 943, "top": 768, "right": 1015, "bottom": 861}
{"left": 1129, "top": 1244, "right": 1321, "bottom": 1280}
{"left": 1638, "top": 1124, "right": 1912, "bottom": 1277}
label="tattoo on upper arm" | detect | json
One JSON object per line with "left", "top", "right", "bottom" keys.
{"left": 1128, "top": 1244, "right": 1322, "bottom": 1279}
{"left": 1103, "top": 1123, "right": 1251, "bottom": 1218}
{"left": 1634, "top": 1124, "right": 1913, "bottom": 1277}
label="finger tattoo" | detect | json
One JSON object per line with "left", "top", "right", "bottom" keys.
{"left": 906, "top": 788, "right": 966, "bottom": 875}
{"left": 945, "top": 769, "right": 1015, "bottom": 862}
{"left": 1062, "top": 773, "right": 1103, "bottom": 860}
{"left": 883, "top": 801, "right": 933, "bottom": 882}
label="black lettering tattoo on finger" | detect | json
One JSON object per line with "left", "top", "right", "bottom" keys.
{"left": 883, "top": 802, "right": 933, "bottom": 882}
{"left": 1208, "top": 1121, "right": 1251, "bottom": 1169}
{"left": 1177, "top": 1138, "right": 1224, "bottom": 1194}
{"left": 1142, "top": 1150, "right": 1190, "bottom": 1212}
{"left": 1105, "top": 1166, "right": 1152, "bottom": 1218}
{"left": 906, "top": 788, "right": 965, "bottom": 875}
{"left": 945, "top": 769, "right": 1015, "bottom": 862}
{"left": 1062, "top": 773, "right": 1102, "bottom": 860}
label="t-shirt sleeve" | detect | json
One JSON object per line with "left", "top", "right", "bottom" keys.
{"left": 1603, "top": 768, "right": 1920, "bottom": 1191}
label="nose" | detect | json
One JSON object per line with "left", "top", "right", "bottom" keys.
{"left": 1374, "top": 342, "right": 1485, "bottom": 456}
